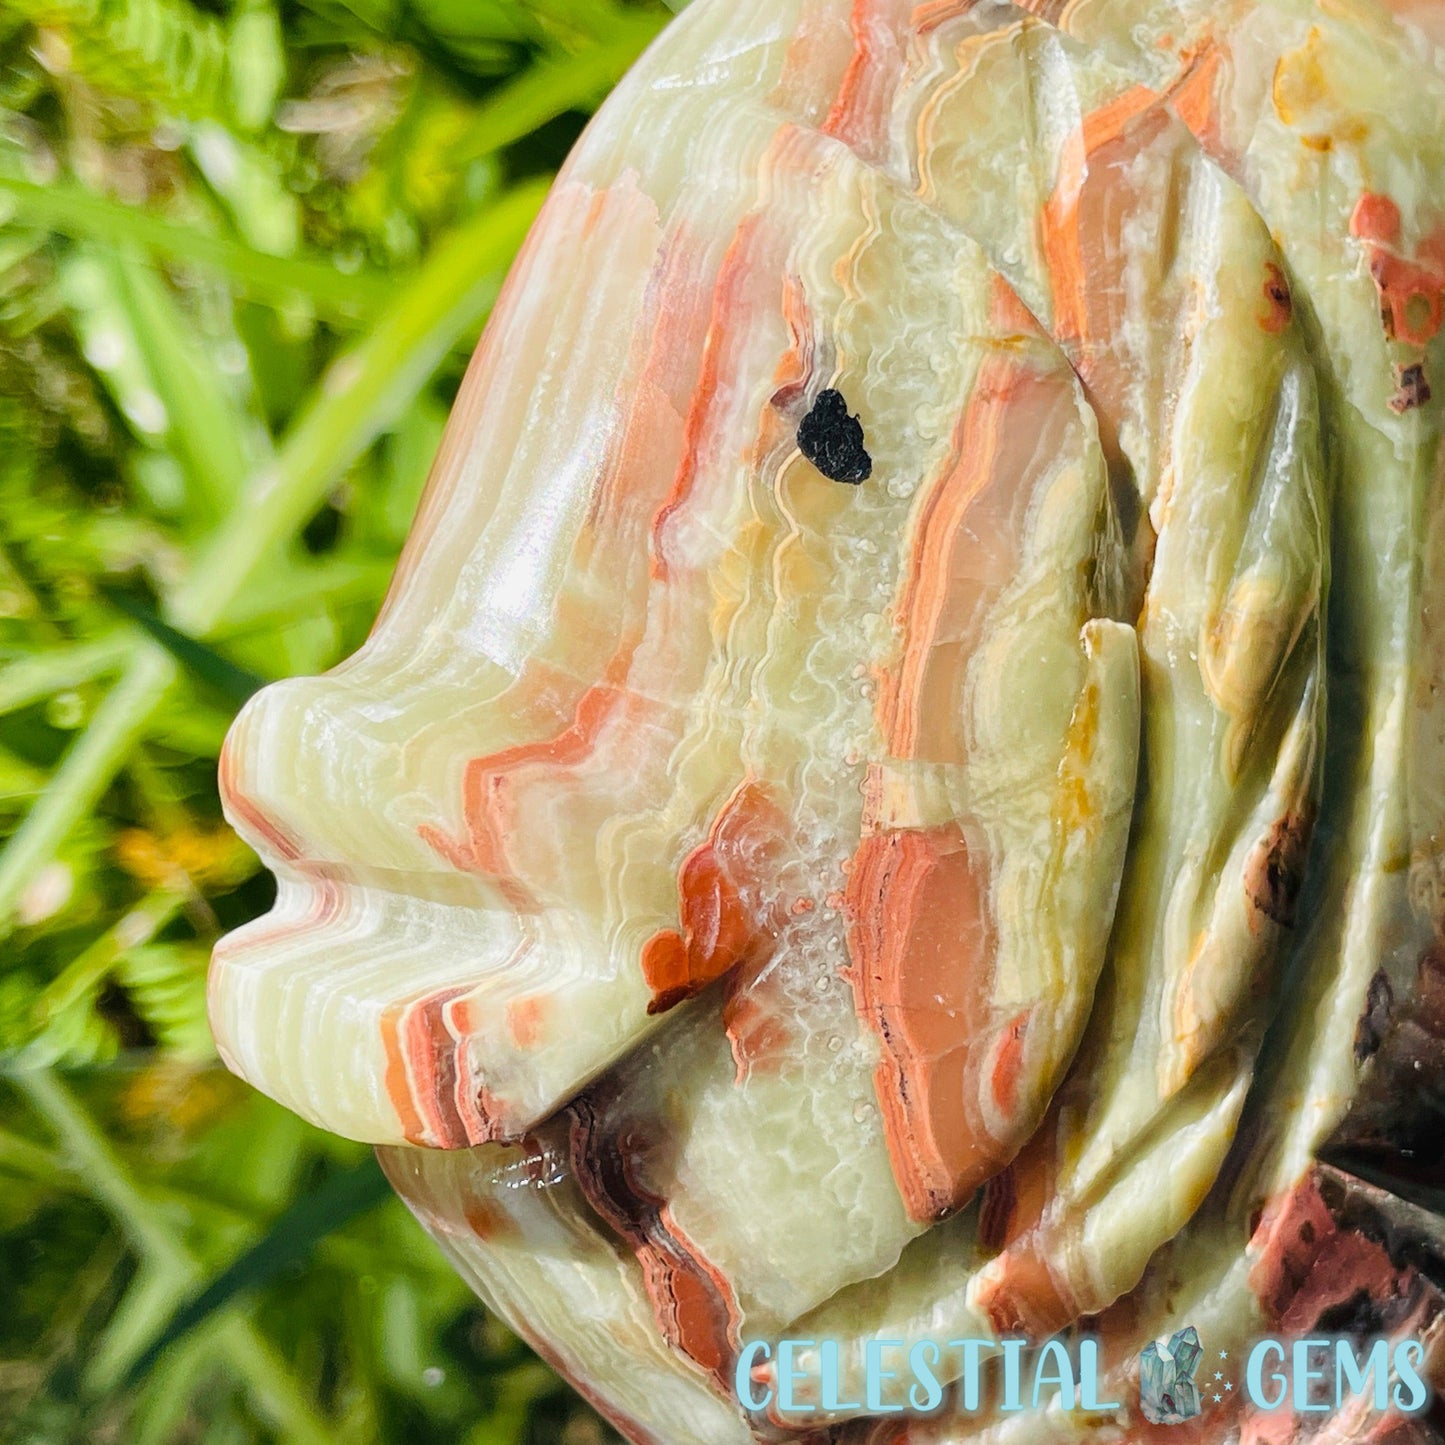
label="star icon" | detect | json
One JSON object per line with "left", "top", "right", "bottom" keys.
{"left": 1214, "top": 1371, "right": 1223, "bottom": 1381}
{"left": 1213, "top": 1394, "right": 1223, "bottom": 1404}
{"left": 1219, "top": 1351, "right": 1229, "bottom": 1360}
{"left": 1225, "top": 1383, "right": 1234, "bottom": 1392}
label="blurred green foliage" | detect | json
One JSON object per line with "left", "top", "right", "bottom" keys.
{"left": 0, "top": 0, "right": 682, "bottom": 1437}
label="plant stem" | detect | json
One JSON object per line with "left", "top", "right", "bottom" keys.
{"left": 0, "top": 1121, "right": 72, "bottom": 1184}
{"left": 0, "top": 648, "right": 176, "bottom": 927}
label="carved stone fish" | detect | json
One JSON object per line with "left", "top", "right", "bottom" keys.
{"left": 209, "top": 0, "right": 1445, "bottom": 1440}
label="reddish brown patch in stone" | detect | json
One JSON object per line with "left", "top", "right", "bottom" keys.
{"left": 1261, "top": 262, "right": 1293, "bottom": 333}
{"left": 1349, "top": 193, "right": 1445, "bottom": 347}
{"left": 1244, "top": 808, "right": 1312, "bottom": 929}
{"left": 417, "top": 647, "right": 641, "bottom": 910}
{"left": 988, "top": 271, "right": 1041, "bottom": 336}
{"left": 1372, "top": 252, "right": 1443, "bottom": 345}
{"left": 1043, "top": 87, "right": 1166, "bottom": 354}
{"left": 1417, "top": 947, "right": 1445, "bottom": 1035}
{"left": 1167, "top": 43, "right": 1223, "bottom": 148}
{"left": 1248, "top": 1174, "right": 1338, "bottom": 1319}
{"left": 975, "top": 1244, "right": 1076, "bottom": 1337}
{"left": 989, "top": 1008, "right": 1032, "bottom": 1117}
{"left": 462, "top": 1197, "right": 515, "bottom": 1243}
{"left": 567, "top": 1094, "right": 740, "bottom": 1392}
{"left": 968, "top": 1124, "right": 1086, "bottom": 1335}
{"left": 380, "top": 985, "right": 477, "bottom": 1147}
{"left": 978, "top": 1166, "right": 1017, "bottom": 1254}
{"left": 650, "top": 211, "right": 771, "bottom": 581}
{"left": 1247, "top": 1171, "right": 1416, "bottom": 1332}
{"left": 879, "top": 347, "right": 1067, "bottom": 764}
{"left": 1033, "top": 84, "right": 1206, "bottom": 509}
{"left": 639, "top": 934, "right": 692, "bottom": 1015}
{"left": 1326, "top": 947, "right": 1445, "bottom": 1172}
{"left": 844, "top": 825, "right": 1000, "bottom": 1221}
{"left": 821, "top": 0, "right": 910, "bottom": 167}
{"left": 1239, "top": 1169, "right": 1445, "bottom": 1444}
{"left": 767, "top": 274, "right": 817, "bottom": 416}
{"left": 380, "top": 1002, "right": 430, "bottom": 1145}
{"left": 852, "top": 341, "right": 1090, "bottom": 1222}
{"left": 1352, "top": 192, "right": 1403, "bottom": 245}
{"left": 505, "top": 995, "right": 546, "bottom": 1049}
{"left": 1390, "top": 362, "right": 1432, "bottom": 414}
{"left": 640, "top": 780, "right": 787, "bottom": 1016}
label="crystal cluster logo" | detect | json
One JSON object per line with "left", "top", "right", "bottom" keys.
{"left": 1140, "top": 1326, "right": 1205, "bottom": 1426}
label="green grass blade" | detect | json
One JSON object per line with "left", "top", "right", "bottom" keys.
{"left": 100, "top": 253, "right": 259, "bottom": 521}
{"left": 0, "top": 1121, "right": 72, "bottom": 1184}
{"left": 123, "top": 1334, "right": 219, "bottom": 1445}
{"left": 13, "top": 1069, "right": 338, "bottom": 1443}
{"left": 122, "top": 1155, "right": 392, "bottom": 1388}
{"left": 30, "top": 888, "right": 188, "bottom": 1028}
{"left": 0, "top": 634, "right": 135, "bottom": 718}
{"left": 0, "top": 176, "right": 395, "bottom": 321}
{"left": 88, "top": 1262, "right": 196, "bottom": 1394}
{"left": 451, "top": 20, "right": 664, "bottom": 164}
{"left": 216, "top": 558, "right": 396, "bottom": 633}
{"left": 0, "top": 181, "right": 548, "bottom": 930}
{"left": 0, "top": 647, "right": 177, "bottom": 931}
{"left": 12, "top": 1068, "right": 193, "bottom": 1269}
{"left": 103, "top": 590, "right": 266, "bottom": 706}
{"left": 173, "top": 177, "right": 549, "bottom": 635}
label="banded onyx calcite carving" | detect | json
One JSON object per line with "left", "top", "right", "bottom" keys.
{"left": 209, "top": 0, "right": 1445, "bottom": 1440}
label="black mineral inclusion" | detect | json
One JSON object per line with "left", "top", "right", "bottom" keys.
{"left": 798, "top": 388, "right": 872, "bottom": 484}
